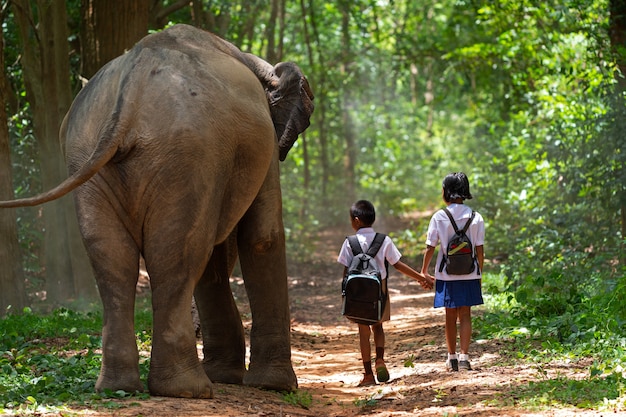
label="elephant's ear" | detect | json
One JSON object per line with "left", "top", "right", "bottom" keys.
{"left": 267, "top": 62, "right": 315, "bottom": 161}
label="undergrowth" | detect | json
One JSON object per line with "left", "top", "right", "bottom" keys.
{"left": 1, "top": 271, "right": 625, "bottom": 414}
{"left": 0, "top": 306, "right": 151, "bottom": 415}
{"left": 476, "top": 272, "right": 626, "bottom": 412}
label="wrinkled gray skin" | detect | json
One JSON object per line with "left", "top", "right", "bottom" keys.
{"left": 0, "top": 24, "right": 314, "bottom": 398}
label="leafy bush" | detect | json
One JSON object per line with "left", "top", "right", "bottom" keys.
{"left": 282, "top": 389, "right": 313, "bottom": 409}
{"left": 0, "top": 307, "right": 150, "bottom": 413}
{"left": 477, "top": 272, "right": 626, "bottom": 409}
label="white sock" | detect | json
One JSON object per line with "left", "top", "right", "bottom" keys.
{"left": 458, "top": 353, "right": 469, "bottom": 362}
{"left": 448, "top": 353, "right": 458, "bottom": 360}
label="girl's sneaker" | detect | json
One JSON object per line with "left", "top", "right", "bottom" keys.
{"left": 458, "top": 354, "right": 472, "bottom": 370}
{"left": 445, "top": 358, "right": 459, "bottom": 371}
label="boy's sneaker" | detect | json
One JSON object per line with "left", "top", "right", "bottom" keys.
{"left": 446, "top": 358, "right": 459, "bottom": 372}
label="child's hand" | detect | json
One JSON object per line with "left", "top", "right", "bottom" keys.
{"left": 414, "top": 276, "right": 431, "bottom": 290}
{"left": 419, "top": 274, "right": 434, "bottom": 290}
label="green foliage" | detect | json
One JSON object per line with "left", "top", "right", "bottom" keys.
{"left": 353, "top": 394, "right": 378, "bottom": 408}
{"left": 513, "top": 374, "right": 624, "bottom": 410}
{"left": 476, "top": 272, "right": 626, "bottom": 410}
{"left": 403, "top": 353, "right": 416, "bottom": 368}
{"left": 0, "top": 307, "right": 151, "bottom": 412}
{"left": 282, "top": 389, "right": 313, "bottom": 409}
{"left": 3, "top": 0, "right": 624, "bottom": 363}
{"left": 388, "top": 220, "right": 429, "bottom": 262}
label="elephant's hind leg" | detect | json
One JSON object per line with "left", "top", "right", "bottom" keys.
{"left": 77, "top": 199, "right": 144, "bottom": 394}
{"left": 147, "top": 277, "right": 213, "bottom": 398}
{"left": 143, "top": 226, "right": 214, "bottom": 398}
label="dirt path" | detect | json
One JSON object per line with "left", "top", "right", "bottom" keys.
{"left": 64, "top": 227, "right": 614, "bottom": 416}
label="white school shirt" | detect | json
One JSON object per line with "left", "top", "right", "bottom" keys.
{"left": 425, "top": 203, "right": 485, "bottom": 281}
{"left": 337, "top": 227, "right": 402, "bottom": 280}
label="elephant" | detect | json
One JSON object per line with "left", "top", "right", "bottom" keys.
{"left": 0, "top": 24, "right": 314, "bottom": 398}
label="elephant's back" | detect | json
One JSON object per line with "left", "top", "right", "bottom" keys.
{"left": 62, "top": 25, "right": 276, "bottom": 242}
{"left": 121, "top": 28, "right": 276, "bottom": 183}
{"left": 63, "top": 24, "right": 275, "bottom": 172}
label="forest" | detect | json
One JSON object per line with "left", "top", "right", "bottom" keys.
{"left": 0, "top": 0, "right": 624, "bottom": 415}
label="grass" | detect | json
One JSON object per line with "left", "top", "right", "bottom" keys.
{"left": 1, "top": 272, "right": 625, "bottom": 414}
{"left": 475, "top": 272, "right": 626, "bottom": 412}
{"left": 282, "top": 389, "right": 313, "bottom": 409}
{"left": 0, "top": 302, "right": 316, "bottom": 415}
{"left": 0, "top": 306, "right": 150, "bottom": 414}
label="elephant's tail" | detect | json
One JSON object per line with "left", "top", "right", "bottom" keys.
{"left": 0, "top": 128, "right": 119, "bottom": 208}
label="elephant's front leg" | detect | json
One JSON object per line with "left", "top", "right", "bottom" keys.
{"left": 237, "top": 163, "right": 297, "bottom": 391}
{"left": 194, "top": 239, "right": 247, "bottom": 384}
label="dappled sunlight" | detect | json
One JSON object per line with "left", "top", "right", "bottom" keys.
{"left": 128, "top": 229, "right": 614, "bottom": 417}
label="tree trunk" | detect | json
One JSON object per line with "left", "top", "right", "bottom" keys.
{"left": 609, "top": 0, "right": 626, "bottom": 265}
{"left": 298, "top": 0, "right": 314, "bottom": 213}
{"left": 304, "top": 0, "right": 330, "bottom": 202}
{"left": 0, "top": 12, "right": 27, "bottom": 314}
{"left": 264, "top": 0, "right": 285, "bottom": 62}
{"left": 81, "top": 0, "right": 150, "bottom": 79}
{"left": 12, "top": 0, "right": 97, "bottom": 306}
{"left": 339, "top": 1, "right": 356, "bottom": 205}
{"left": 265, "top": 0, "right": 279, "bottom": 62}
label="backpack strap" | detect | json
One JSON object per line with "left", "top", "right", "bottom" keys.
{"left": 442, "top": 208, "right": 460, "bottom": 233}
{"left": 439, "top": 209, "right": 477, "bottom": 273}
{"left": 366, "top": 233, "right": 386, "bottom": 257}
{"left": 347, "top": 233, "right": 386, "bottom": 257}
{"left": 347, "top": 235, "right": 362, "bottom": 256}
{"left": 443, "top": 208, "right": 475, "bottom": 234}
{"left": 462, "top": 211, "right": 475, "bottom": 233}
{"left": 369, "top": 233, "right": 389, "bottom": 284}
{"left": 346, "top": 233, "right": 389, "bottom": 282}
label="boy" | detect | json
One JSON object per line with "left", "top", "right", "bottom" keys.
{"left": 337, "top": 200, "right": 433, "bottom": 386}
{"left": 420, "top": 172, "right": 485, "bottom": 372}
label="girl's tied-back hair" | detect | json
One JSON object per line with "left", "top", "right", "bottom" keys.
{"left": 442, "top": 172, "right": 473, "bottom": 202}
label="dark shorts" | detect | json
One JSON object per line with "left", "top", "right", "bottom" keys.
{"left": 434, "top": 279, "right": 484, "bottom": 308}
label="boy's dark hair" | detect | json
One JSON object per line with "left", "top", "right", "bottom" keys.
{"left": 350, "top": 200, "right": 376, "bottom": 226}
{"left": 442, "top": 172, "right": 473, "bottom": 202}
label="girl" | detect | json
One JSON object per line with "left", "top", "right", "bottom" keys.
{"left": 421, "top": 172, "right": 485, "bottom": 371}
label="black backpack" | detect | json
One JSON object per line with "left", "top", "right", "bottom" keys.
{"left": 439, "top": 208, "right": 479, "bottom": 275}
{"left": 341, "top": 233, "right": 388, "bottom": 325}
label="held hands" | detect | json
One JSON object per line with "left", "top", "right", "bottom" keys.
{"left": 394, "top": 260, "right": 434, "bottom": 290}
{"left": 416, "top": 274, "right": 434, "bottom": 290}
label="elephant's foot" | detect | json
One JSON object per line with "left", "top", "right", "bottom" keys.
{"left": 147, "top": 366, "right": 213, "bottom": 398}
{"left": 96, "top": 369, "right": 144, "bottom": 393}
{"left": 244, "top": 361, "right": 297, "bottom": 392}
{"left": 202, "top": 360, "right": 245, "bottom": 385}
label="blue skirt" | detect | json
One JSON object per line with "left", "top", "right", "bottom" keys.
{"left": 434, "top": 279, "right": 484, "bottom": 308}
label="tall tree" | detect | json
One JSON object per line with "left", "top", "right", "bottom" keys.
{"left": 11, "top": 0, "right": 97, "bottom": 305}
{"left": 0, "top": 4, "right": 26, "bottom": 314}
{"left": 264, "top": 0, "right": 285, "bottom": 62}
{"left": 609, "top": 0, "right": 626, "bottom": 262}
{"left": 81, "top": 0, "right": 150, "bottom": 78}
{"left": 338, "top": 0, "right": 357, "bottom": 206}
